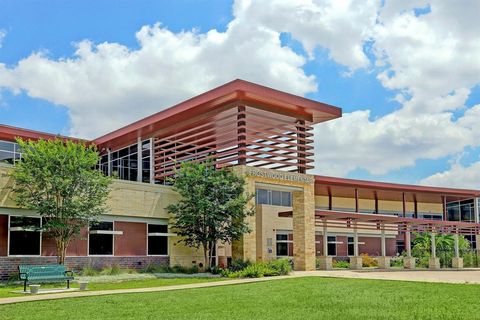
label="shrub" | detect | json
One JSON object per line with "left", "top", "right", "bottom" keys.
{"left": 332, "top": 260, "right": 349, "bottom": 269}
{"left": 390, "top": 257, "right": 404, "bottom": 268}
{"left": 463, "top": 252, "right": 479, "bottom": 268}
{"left": 81, "top": 265, "right": 100, "bottom": 276}
{"left": 267, "top": 259, "right": 292, "bottom": 275}
{"left": 360, "top": 253, "right": 378, "bottom": 267}
{"left": 228, "top": 259, "right": 251, "bottom": 272}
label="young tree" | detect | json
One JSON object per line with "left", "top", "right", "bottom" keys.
{"left": 10, "top": 138, "right": 112, "bottom": 264}
{"left": 167, "top": 161, "right": 254, "bottom": 269}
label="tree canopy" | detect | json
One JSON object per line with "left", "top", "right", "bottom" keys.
{"left": 167, "top": 161, "right": 254, "bottom": 269}
{"left": 11, "top": 138, "right": 112, "bottom": 264}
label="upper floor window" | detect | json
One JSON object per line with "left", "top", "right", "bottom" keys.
{"left": 447, "top": 199, "right": 475, "bottom": 222}
{"left": 99, "top": 139, "right": 151, "bottom": 183}
{"left": 0, "top": 140, "right": 22, "bottom": 165}
{"left": 256, "top": 188, "right": 292, "bottom": 207}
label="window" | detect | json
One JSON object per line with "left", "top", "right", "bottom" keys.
{"left": 276, "top": 232, "right": 293, "bottom": 257}
{"left": 256, "top": 188, "right": 292, "bottom": 207}
{"left": 327, "top": 236, "right": 336, "bottom": 256}
{"left": 447, "top": 199, "right": 475, "bottom": 222}
{"left": 0, "top": 140, "right": 22, "bottom": 165}
{"left": 99, "top": 139, "right": 151, "bottom": 183}
{"left": 9, "top": 216, "right": 41, "bottom": 256}
{"left": 148, "top": 224, "right": 168, "bottom": 255}
{"left": 89, "top": 222, "right": 114, "bottom": 255}
{"left": 347, "top": 237, "right": 354, "bottom": 256}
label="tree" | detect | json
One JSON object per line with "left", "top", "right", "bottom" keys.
{"left": 167, "top": 161, "right": 254, "bottom": 269}
{"left": 10, "top": 138, "right": 112, "bottom": 264}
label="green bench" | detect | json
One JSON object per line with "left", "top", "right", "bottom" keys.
{"left": 18, "top": 265, "right": 74, "bottom": 292}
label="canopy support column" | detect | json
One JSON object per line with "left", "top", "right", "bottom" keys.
{"left": 317, "top": 219, "right": 332, "bottom": 270}
{"left": 452, "top": 231, "right": 463, "bottom": 269}
{"left": 350, "top": 220, "right": 362, "bottom": 270}
{"left": 378, "top": 223, "right": 390, "bottom": 269}
{"left": 404, "top": 225, "right": 415, "bottom": 269}
{"left": 429, "top": 229, "right": 440, "bottom": 269}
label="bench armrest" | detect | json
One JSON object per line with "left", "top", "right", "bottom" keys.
{"left": 18, "top": 272, "right": 27, "bottom": 280}
{"left": 64, "top": 270, "right": 74, "bottom": 277}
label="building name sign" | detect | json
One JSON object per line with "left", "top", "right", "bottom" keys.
{"left": 245, "top": 168, "right": 314, "bottom": 184}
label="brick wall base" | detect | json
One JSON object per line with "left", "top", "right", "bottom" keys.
{"left": 0, "top": 256, "right": 169, "bottom": 281}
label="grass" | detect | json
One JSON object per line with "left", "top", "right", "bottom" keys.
{"left": 0, "top": 277, "right": 224, "bottom": 299}
{"left": 1, "top": 277, "right": 480, "bottom": 319}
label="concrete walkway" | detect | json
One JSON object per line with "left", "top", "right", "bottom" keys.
{"left": 1, "top": 269, "right": 480, "bottom": 305}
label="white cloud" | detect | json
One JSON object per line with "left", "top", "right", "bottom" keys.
{"left": 420, "top": 162, "right": 480, "bottom": 189}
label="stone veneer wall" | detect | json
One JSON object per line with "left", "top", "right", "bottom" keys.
{"left": 0, "top": 256, "right": 169, "bottom": 281}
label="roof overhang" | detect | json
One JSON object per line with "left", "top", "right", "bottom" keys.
{"left": 315, "top": 175, "right": 480, "bottom": 201}
{"left": 93, "top": 79, "right": 342, "bottom": 150}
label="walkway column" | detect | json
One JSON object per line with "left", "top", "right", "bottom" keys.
{"left": 452, "top": 232, "right": 463, "bottom": 269}
{"left": 403, "top": 226, "right": 416, "bottom": 269}
{"left": 350, "top": 220, "right": 363, "bottom": 269}
{"left": 378, "top": 223, "right": 390, "bottom": 269}
{"left": 317, "top": 220, "right": 332, "bottom": 270}
{"left": 429, "top": 229, "right": 440, "bottom": 269}
{"left": 292, "top": 188, "right": 316, "bottom": 271}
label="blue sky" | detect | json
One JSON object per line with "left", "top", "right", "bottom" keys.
{"left": 0, "top": 1, "right": 479, "bottom": 188}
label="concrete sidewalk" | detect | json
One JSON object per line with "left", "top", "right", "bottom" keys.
{"left": 1, "top": 269, "right": 479, "bottom": 305}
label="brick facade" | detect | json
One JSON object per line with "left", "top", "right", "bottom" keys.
{"left": 0, "top": 256, "right": 169, "bottom": 281}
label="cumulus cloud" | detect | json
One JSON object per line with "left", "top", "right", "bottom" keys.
{"left": 0, "top": 0, "right": 479, "bottom": 184}
{"left": 420, "top": 162, "right": 480, "bottom": 189}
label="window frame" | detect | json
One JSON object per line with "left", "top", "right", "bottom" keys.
{"left": 88, "top": 221, "right": 117, "bottom": 256}
{"left": 255, "top": 188, "right": 292, "bottom": 207}
{"left": 7, "top": 214, "right": 42, "bottom": 257}
{"left": 146, "top": 224, "right": 169, "bottom": 256}
{"left": 275, "top": 231, "right": 293, "bottom": 257}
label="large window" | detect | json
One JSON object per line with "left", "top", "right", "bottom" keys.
{"left": 347, "top": 237, "right": 354, "bottom": 256}
{"left": 447, "top": 199, "right": 475, "bottom": 222}
{"left": 98, "top": 139, "right": 151, "bottom": 183}
{"left": 327, "top": 236, "right": 336, "bottom": 256}
{"left": 276, "top": 232, "right": 293, "bottom": 257}
{"left": 89, "top": 222, "right": 115, "bottom": 255}
{"left": 256, "top": 188, "right": 292, "bottom": 207}
{"left": 0, "top": 140, "right": 21, "bottom": 165}
{"left": 147, "top": 224, "right": 168, "bottom": 255}
{"left": 9, "top": 216, "right": 41, "bottom": 256}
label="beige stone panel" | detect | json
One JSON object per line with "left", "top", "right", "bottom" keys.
{"left": 292, "top": 185, "right": 316, "bottom": 271}
{"left": 405, "top": 201, "right": 415, "bottom": 212}
{"left": 0, "top": 165, "right": 19, "bottom": 208}
{"left": 359, "top": 199, "right": 375, "bottom": 211}
{"left": 169, "top": 237, "right": 205, "bottom": 267}
{"left": 315, "top": 195, "right": 329, "bottom": 208}
{"left": 314, "top": 220, "right": 398, "bottom": 236}
{"left": 417, "top": 202, "right": 443, "bottom": 214}
{"left": 378, "top": 200, "right": 403, "bottom": 211}
{"left": 256, "top": 204, "right": 294, "bottom": 262}
{"left": 107, "top": 180, "right": 180, "bottom": 219}
{"left": 332, "top": 197, "right": 355, "bottom": 210}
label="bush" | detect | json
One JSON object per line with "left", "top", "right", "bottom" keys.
{"left": 225, "top": 259, "right": 291, "bottom": 278}
{"left": 228, "top": 259, "right": 252, "bottom": 272}
{"left": 99, "top": 264, "right": 137, "bottom": 276}
{"left": 361, "top": 253, "right": 378, "bottom": 267}
{"left": 267, "top": 259, "right": 292, "bottom": 275}
{"left": 81, "top": 265, "right": 100, "bottom": 276}
{"left": 333, "top": 260, "right": 349, "bottom": 269}
{"left": 390, "top": 257, "right": 404, "bottom": 268}
{"left": 463, "top": 252, "right": 479, "bottom": 268}
{"left": 141, "top": 263, "right": 200, "bottom": 274}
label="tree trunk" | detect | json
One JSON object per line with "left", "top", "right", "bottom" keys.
{"left": 56, "top": 238, "right": 69, "bottom": 265}
{"left": 203, "top": 242, "right": 209, "bottom": 270}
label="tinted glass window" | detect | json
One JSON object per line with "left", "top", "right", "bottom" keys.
{"left": 271, "top": 191, "right": 282, "bottom": 206}
{"left": 327, "top": 236, "right": 336, "bottom": 256}
{"left": 9, "top": 216, "right": 41, "bottom": 255}
{"left": 256, "top": 189, "right": 269, "bottom": 205}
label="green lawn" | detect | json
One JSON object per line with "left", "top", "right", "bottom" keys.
{"left": 0, "top": 277, "right": 223, "bottom": 299}
{"left": 1, "top": 277, "right": 479, "bottom": 319}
